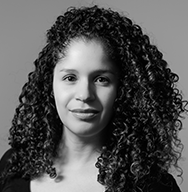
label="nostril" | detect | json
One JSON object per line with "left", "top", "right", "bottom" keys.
{"left": 75, "top": 92, "right": 95, "bottom": 101}
{"left": 75, "top": 89, "right": 95, "bottom": 101}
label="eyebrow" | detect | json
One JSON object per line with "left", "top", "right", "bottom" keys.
{"left": 59, "top": 69, "right": 78, "bottom": 73}
{"left": 59, "top": 69, "right": 117, "bottom": 76}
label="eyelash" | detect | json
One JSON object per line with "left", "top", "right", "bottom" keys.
{"left": 62, "top": 75, "right": 110, "bottom": 85}
{"left": 62, "top": 75, "right": 77, "bottom": 82}
{"left": 95, "top": 76, "right": 110, "bottom": 85}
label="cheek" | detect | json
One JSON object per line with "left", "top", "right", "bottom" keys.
{"left": 53, "top": 92, "right": 70, "bottom": 125}
{"left": 53, "top": 84, "right": 69, "bottom": 114}
{"left": 54, "top": 91, "right": 69, "bottom": 110}
{"left": 100, "top": 87, "right": 117, "bottom": 111}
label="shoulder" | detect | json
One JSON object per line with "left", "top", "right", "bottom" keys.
{"left": 0, "top": 149, "right": 30, "bottom": 192}
{"left": 147, "top": 172, "right": 181, "bottom": 192}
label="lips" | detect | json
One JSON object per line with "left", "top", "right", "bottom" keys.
{"left": 70, "top": 108, "right": 99, "bottom": 120}
{"left": 70, "top": 108, "right": 99, "bottom": 113}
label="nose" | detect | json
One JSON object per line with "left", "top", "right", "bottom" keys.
{"left": 75, "top": 80, "right": 95, "bottom": 102}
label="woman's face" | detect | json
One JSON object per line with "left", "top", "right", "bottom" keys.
{"left": 53, "top": 39, "right": 118, "bottom": 139}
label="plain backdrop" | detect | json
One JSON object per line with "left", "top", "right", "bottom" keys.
{"left": 0, "top": 0, "right": 187, "bottom": 191}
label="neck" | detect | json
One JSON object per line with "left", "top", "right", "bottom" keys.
{"left": 55, "top": 128, "right": 104, "bottom": 168}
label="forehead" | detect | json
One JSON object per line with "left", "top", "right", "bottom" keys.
{"left": 66, "top": 39, "right": 105, "bottom": 59}
{"left": 56, "top": 39, "right": 117, "bottom": 72}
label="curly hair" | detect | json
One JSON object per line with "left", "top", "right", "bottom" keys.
{"left": 1, "top": 5, "right": 187, "bottom": 192}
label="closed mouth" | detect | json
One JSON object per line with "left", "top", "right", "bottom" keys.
{"left": 70, "top": 109, "right": 99, "bottom": 114}
{"left": 70, "top": 109, "right": 99, "bottom": 120}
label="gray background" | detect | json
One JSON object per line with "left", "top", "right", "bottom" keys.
{"left": 0, "top": 0, "right": 187, "bottom": 191}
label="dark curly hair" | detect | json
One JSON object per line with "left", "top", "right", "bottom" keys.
{"left": 1, "top": 5, "right": 188, "bottom": 192}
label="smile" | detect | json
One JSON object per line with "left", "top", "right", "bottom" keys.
{"left": 70, "top": 109, "right": 99, "bottom": 120}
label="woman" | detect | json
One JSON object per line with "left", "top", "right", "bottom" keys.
{"left": 0, "top": 5, "right": 187, "bottom": 192}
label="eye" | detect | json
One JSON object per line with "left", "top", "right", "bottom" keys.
{"left": 95, "top": 76, "right": 110, "bottom": 85}
{"left": 62, "top": 75, "right": 77, "bottom": 82}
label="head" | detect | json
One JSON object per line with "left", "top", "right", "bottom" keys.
{"left": 7, "top": 5, "right": 187, "bottom": 191}
{"left": 53, "top": 38, "right": 119, "bottom": 141}
{"left": 33, "top": 5, "right": 142, "bottom": 141}
{"left": 39, "top": 5, "right": 158, "bottom": 139}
